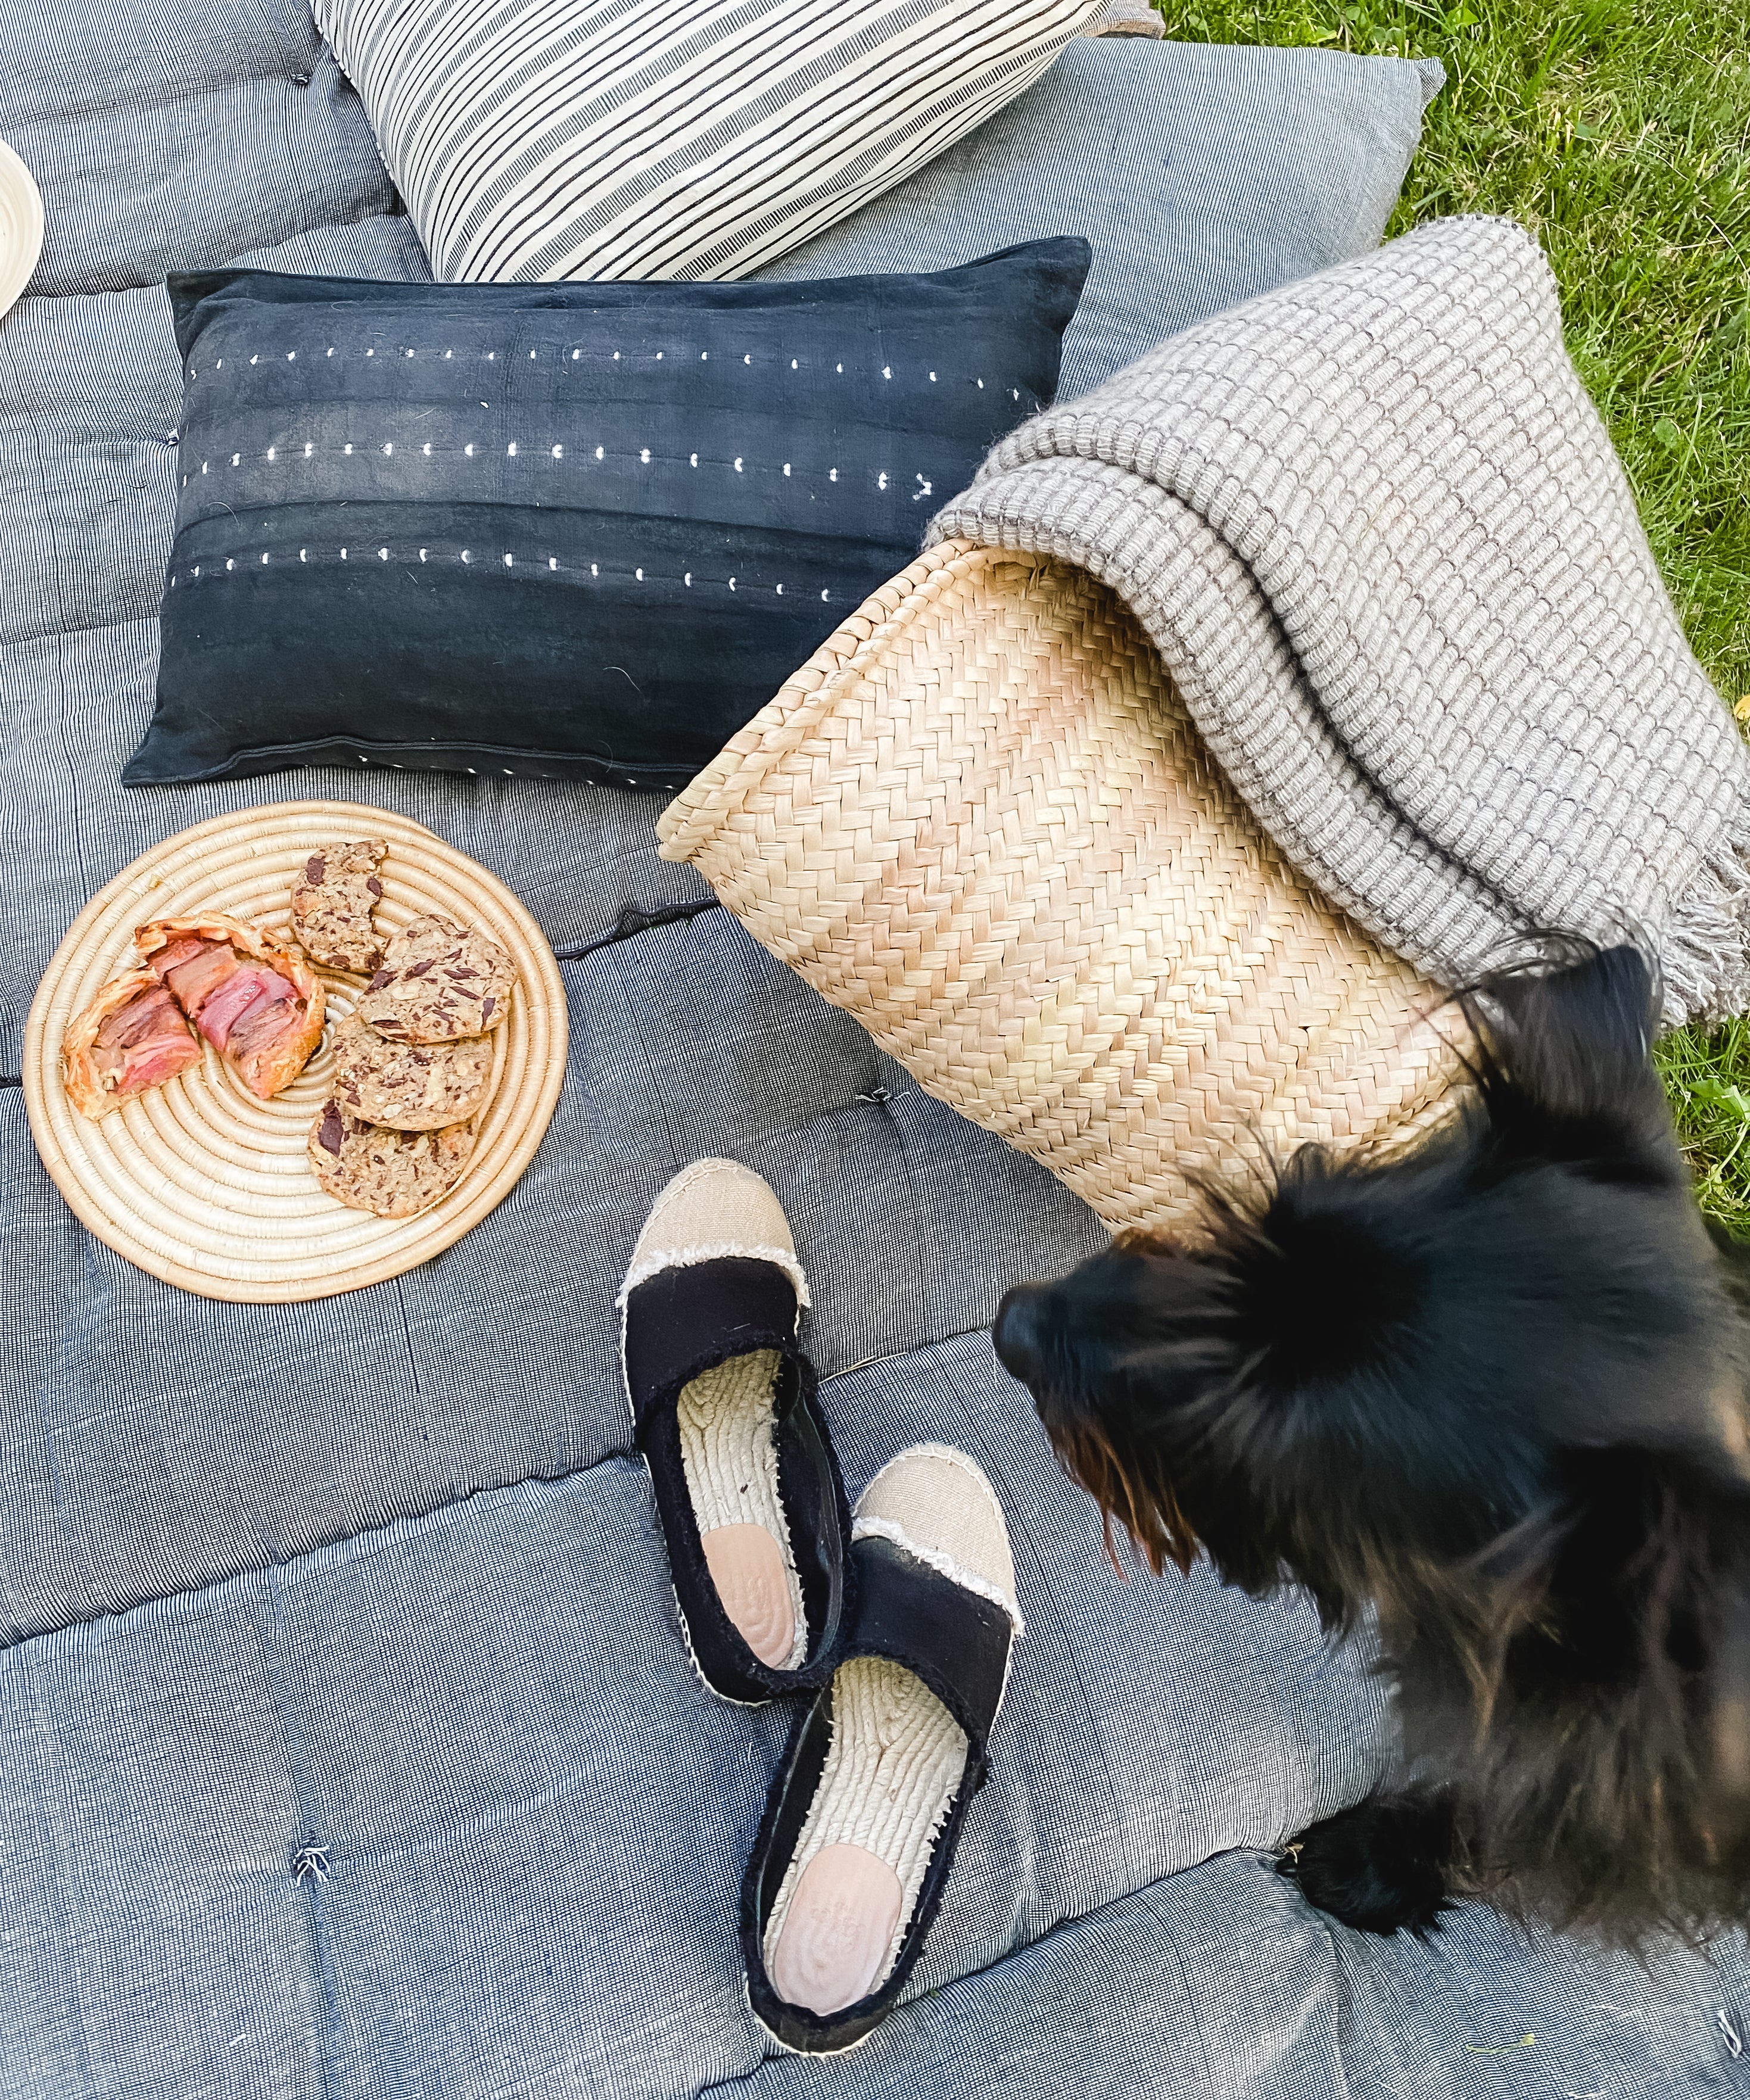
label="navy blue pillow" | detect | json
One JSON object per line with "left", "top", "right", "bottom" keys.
{"left": 129, "top": 242, "right": 1089, "bottom": 790}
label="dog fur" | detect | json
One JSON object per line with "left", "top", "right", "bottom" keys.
{"left": 994, "top": 945, "right": 1750, "bottom": 1942}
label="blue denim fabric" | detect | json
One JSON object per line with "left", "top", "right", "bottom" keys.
{"left": 2, "top": 2, "right": 1744, "bottom": 2092}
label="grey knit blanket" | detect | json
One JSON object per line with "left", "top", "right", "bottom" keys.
{"left": 930, "top": 215, "right": 1749, "bottom": 1025}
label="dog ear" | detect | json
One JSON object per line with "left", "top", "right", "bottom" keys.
{"left": 1457, "top": 943, "right": 1674, "bottom": 1171}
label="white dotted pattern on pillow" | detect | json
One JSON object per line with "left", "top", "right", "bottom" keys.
{"left": 314, "top": 0, "right": 1103, "bottom": 284}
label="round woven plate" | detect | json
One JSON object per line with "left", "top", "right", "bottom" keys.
{"left": 23, "top": 802, "right": 567, "bottom": 1303}
{"left": 0, "top": 139, "right": 44, "bottom": 323}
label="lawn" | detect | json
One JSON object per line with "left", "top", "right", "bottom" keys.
{"left": 1163, "top": 0, "right": 1750, "bottom": 1226}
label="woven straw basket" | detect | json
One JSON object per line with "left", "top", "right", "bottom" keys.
{"left": 658, "top": 542, "right": 1467, "bottom": 1233}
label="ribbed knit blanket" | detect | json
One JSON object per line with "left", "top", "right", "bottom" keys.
{"left": 930, "top": 216, "right": 1748, "bottom": 1025}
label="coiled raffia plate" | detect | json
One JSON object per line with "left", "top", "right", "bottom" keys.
{"left": 0, "top": 138, "right": 43, "bottom": 323}
{"left": 23, "top": 802, "right": 566, "bottom": 1303}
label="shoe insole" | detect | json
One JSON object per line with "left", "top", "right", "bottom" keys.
{"left": 765, "top": 1656, "right": 967, "bottom": 2015}
{"left": 676, "top": 1349, "right": 807, "bottom": 1671}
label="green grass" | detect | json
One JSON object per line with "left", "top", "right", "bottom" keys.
{"left": 1161, "top": 0, "right": 1750, "bottom": 1227}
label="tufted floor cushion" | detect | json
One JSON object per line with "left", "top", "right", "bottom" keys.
{"left": 1, "top": 4, "right": 1745, "bottom": 2093}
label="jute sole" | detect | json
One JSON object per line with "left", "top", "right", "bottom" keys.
{"left": 676, "top": 1348, "right": 807, "bottom": 1673}
{"left": 763, "top": 1656, "right": 966, "bottom": 2014}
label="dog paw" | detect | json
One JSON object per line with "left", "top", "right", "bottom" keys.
{"left": 1279, "top": 1792, "right": 1456, "bottom": 1937}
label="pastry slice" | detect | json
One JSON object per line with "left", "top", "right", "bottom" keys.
{"left": 330, "top": 1013, "right": 494, "bottom": 1130}
{"left": 356, "top": 912, "right": 516, "bottom": 1044}
{"left": 290, "top": 840, "right": 388, "bottom": 973}
{"left": 63, "top": 970, "right": 203, "bottom": 1120}
{"left": 308, "top": 1098, "right": 475, "bottom": 1217}
{"left": 135, "top": 913, "right": 325, "bottom": 1100}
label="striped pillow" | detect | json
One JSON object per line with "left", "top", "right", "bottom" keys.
{"left": 315, "top": 0, "right": 1103, "bottom": 284}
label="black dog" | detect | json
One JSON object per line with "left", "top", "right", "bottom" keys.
{"left": 994, "top": 945, "right": 1750, "bottom": 1940}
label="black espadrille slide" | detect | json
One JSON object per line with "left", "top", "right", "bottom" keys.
{"left": 742, "top": 1443, "right": 1022, "bottom": 2055}
{"left": 619, "top": 1160, "right": 852, "bottom": 1705}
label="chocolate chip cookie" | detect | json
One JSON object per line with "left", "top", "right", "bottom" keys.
{"left": 355, "top": 912, "right": 516, "bottom": 1044}
{"left": 290, "top": 840, "right": 388, "bottom": 973}
{"left": 307, "top": 1097, "right": 476, "bottom": 1217}
{"left": 330, "top": 1012, "right": 494, "bottom": 1131}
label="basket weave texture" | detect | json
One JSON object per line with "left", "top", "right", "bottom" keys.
{"left": 659, "top": 544, "right": 1464, "bottom": 1233}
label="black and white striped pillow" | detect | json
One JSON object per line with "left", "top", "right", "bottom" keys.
{"left": 315, "top": 0, "right": 1102, "bottom": 283}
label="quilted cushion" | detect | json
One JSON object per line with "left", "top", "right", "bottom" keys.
{"left": 314, "top": 0, "right": 1101, "bottom": 282}
{"left": 10, "top": 6, "right": 1745, "bottom": 2094}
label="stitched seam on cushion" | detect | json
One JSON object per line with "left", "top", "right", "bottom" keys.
{"left": 0, "top": 1453, "right": 642, "bottom": 1648}
{"left": 0, "top": 326, "right": 90, "bottom": 917}
{"left": 260, "top": 0, "right": 323, "bottom": 281}
{"left": 0, "top": 605, "right": 160, "bottom": 659}
{"left": 241, "top": 1578, "right": 340, "bottom": 2100}
{"left": 817, "top": 1322, "right": 992, "bottom": 1385}
{"left": 391, "top": 1273, "right": 426, "bottom": 1416}
{"left": 693, "top": 1853, "right": 1285, "bottom": 2098}
{"left": 8, "top": 73, "right": 310, "bottom": 129}
{"left": 0, "top": 1649, "right": 102, "bottom": 2089}
{"left": 3, "top": 1345, "right": 998, "bottom": 1639}
{"left": 930, "top": 1333, "right": 1148, "bottom": 1892}
{"left": 551, "top": 896, "right": 722, "bottom": 962}
{"left": 4, "top": 601, "right": 163, "bottom": 648}
{"left": 1129, "top": 1880, "right": 1226, "bottom": 2098}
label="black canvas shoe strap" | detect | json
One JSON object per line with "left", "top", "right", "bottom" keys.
{"left": 845, "top": 1533, "right": 1013, "bottom": 1763}
{"left": 622, "top": 1255, "right": 801, "bottom": 1437}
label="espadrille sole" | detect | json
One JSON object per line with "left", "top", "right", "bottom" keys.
{"left": 621, "top": 1301, "right": 806, "bottom": 1709}
{"left": 619, "top": 1160, "right": 848, "bottom": 1705}
{"left": 743, "top": 1444, "right": 1020, "bottom": 2052}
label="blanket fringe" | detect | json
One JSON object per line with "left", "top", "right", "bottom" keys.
{"left": 1662, "top": 824, "right": 1750, "bottom": 1028}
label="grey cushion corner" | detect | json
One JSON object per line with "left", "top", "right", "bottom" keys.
{"left": 220, "top": 210, "right": 437, "bottom": 283}
{"left": 759, "top": 34, "right": 1443, "bottom": 398}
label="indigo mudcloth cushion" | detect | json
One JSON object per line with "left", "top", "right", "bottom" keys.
{"left": 314, "top": 0, "right": 1101, "bottom": 283}
{"left": 759, "top": 36, "right": 1446, "bottom": 398}
{"left": 126, "top": 239, "right": 1088, "bottom": 789}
